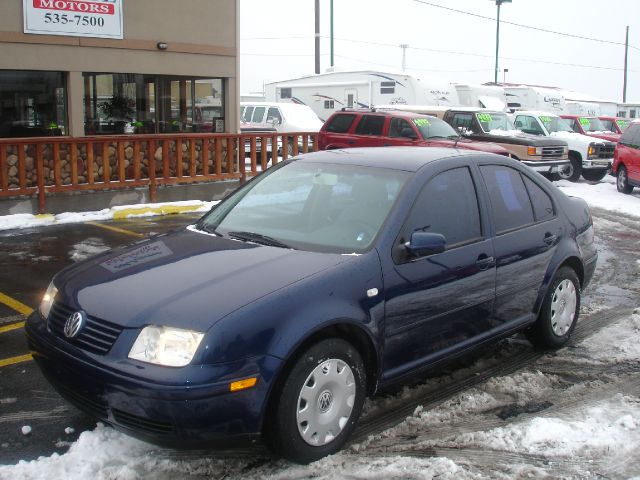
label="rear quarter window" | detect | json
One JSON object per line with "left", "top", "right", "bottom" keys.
{"left": 326, "top": 114, "right": 357, "bottom": 133}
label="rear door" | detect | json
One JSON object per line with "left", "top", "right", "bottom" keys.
{"left": 478, "top": 163, "right": 562, "bottom": 325}
{"left": 350, "top": 114, "right": 386, "bottom": 147}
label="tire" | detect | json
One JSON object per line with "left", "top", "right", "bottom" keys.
{"left": 270, "top": 338, "right": 366, "bottom": 464}
{"left": 617, "top": 165, "right": 634, "bottom": 194}
{"left": 541, "top": 172, "right": 560, "bottom": 182}
{"left": 581, "top": 168, "right": 608, "bottom": 182}
{"left": 558, "top": 153, "right": 582, "bottom": 182}
{"left": 526, "top": 267, "right": 581, "bottom": 349}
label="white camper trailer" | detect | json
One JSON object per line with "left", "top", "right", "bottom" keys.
{"left": 565, "top": 101, "right": 602, "bottom": 117}
{"left": 264, "top": 70, "right": 459, "bottom": 121}
{"left": 504, "top": 86, "right": 566, "bottom": 114}
{"left": 453, "top": 84, "right": 507, "bottom": 111}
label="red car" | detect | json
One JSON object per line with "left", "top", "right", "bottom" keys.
{"left": 599, "top": 116, "right": 630, "bottom": 135}
{"left": 560, "top": 115, "right": 621, "bottom": 143}
{"left": 611, "top": 119, "right": 640, "bottom": 194}
{"left": 318, "top": 109, "right": 511, "bottom": 157}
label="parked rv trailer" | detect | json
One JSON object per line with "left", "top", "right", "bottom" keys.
{"left": 453, "top": 84, "right": 508, "bottom": 111}
{"left": 264, "top": 70, "right": 459, "bottom": 121}
{"left": 503, "top": 86, "right": 566, "bottom": 114}
{"left": 565, "top": 101, "right": 602, "bottom": 117}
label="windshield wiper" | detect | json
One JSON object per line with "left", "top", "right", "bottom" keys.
{"left": 228, "top": 231, "right": 293, "bottom": 249}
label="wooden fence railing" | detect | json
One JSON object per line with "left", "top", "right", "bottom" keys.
{"left": 0, "top": 132, "right": 318, "bottom": 213}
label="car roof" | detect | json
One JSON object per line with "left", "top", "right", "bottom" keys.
{"left": 295, "top": 147, "right": 477, "bottom": 172}
{"left": 514, "top": 111, "right": 559, "bottom": 117}
{"left": 332, "top": 109, "right": 442, "bottom": 120}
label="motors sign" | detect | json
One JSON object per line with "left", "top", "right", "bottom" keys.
{"left": 23, "top": 0, "right": 123, "bottom": 39}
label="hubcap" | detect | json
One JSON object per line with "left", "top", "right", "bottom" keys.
{"left": 296, "top": 358, "right": 356, "bottom": 446}
{"left": 559, "top": 164, "right": 573, "bottom": 179}
{"left": 550, "top": 279, "right": 577, "bottom": 336}
{"left": 618, "top": 169, "right": 627, "bottom": 189}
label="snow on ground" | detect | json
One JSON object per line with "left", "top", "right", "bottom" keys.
{"left": 555, "top": 175, "right": 640, "bottom": 219}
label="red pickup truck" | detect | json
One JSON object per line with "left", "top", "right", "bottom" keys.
{"left": 318, "top": 109, "right": 511, "bottom": 156}
{"left": 561, "top": 115, "right": 621, "bottom": 143}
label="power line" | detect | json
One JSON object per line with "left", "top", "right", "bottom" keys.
{"left": 412, "top": 0, "right": 640, "bottom": 51}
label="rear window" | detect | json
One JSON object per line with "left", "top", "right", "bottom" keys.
{"left": 355, "top": 115, "right": 385, "bottom": 135}
{"left": 325, "top": 114, "right": 356, "bottom": 133}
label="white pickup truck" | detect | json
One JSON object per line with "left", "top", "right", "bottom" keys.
{"left": 513, "top": 111, "right": 615, "bottom": 182}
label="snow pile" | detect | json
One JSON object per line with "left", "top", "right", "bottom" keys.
{"left": 556, "top": 175, "right": 640, "bottom": 219}
{"left": 69, "top": 238, "right": 110, "bottom": 262}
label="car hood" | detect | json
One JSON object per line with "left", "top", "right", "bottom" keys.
{"left": 549, "top": 131, "right": 607, "bottom": 147}
{"left": 586, "top": 132, "right": 621, "bottom": 143}
{"left": 468, "top": 130, "right": 567, "bottom": 147}
{"left": 54, "top": 227, "right": 350, "bottom": 331}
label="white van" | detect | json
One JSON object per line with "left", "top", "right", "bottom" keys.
{"left": 240, "top": 102, "right": 323, "bottom": 133}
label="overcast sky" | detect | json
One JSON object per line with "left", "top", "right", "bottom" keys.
{"left": 240, "top": 0, "right": 639, "bottom": 103}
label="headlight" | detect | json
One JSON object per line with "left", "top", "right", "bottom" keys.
{"left": 129, "top": 325, "right": 204, "bottom": 367}
{"left": 39, "top": 282, "right": 58, "bottom": 319}
{"left": 587, "top": 144, "right": 597, "bottom": 158}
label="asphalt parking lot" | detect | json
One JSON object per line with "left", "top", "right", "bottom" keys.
{"left": 0, "top": 213, "right": 201, "bottom": 464}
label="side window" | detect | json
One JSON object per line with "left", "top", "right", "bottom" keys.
{"left": 325, "top": 114, "right": 356, "bottom": 133}
{"left": 280, "top": 88, "right": 292, "bottom": 99}
{"left": 380, "top": 81, "right": 396, "bottom": 94}
{"left": 402, "top": 167, "right": 482, "bottom": 250}
{"left": 267, "top": 107, "right": 282, "bottom": 125}
{"left": 324, "top": 100, "right": 335, "bottom": 109}
{"left": 620, "top": 124, "right": 640, "bottom": 148}
{"left": 389, "top": 118, "right": 413, "bottom": 138}
{"left": 355, "top": 115, "right": 385, "bottom": 135}
{"left": 251, "top": 106, "right": 266, "bottom": 123}
{"left": 450, "top": 113, "right": 476, "bottom": 132}
{"left": 522, "top": 176, "right": 555, "bottom": 222}
{"left": 515, "top": 116, "right": 544, "bottom": 135}
{"left": 480, "top": 165, "right": 535, "bottom": 234}
{"left": 569, "top": 119, "right": 581, "bottom": 133}
{"left": 242, "top": 106, "right": 254, "bottom": 122}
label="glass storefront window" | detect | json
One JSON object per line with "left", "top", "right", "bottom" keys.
{"left": 0, "top": 70, "right": 67, "bottom": 137}
{"left": 83, "top": 73, "right": 224, "bottom": 135}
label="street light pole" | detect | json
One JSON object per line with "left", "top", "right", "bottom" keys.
{"left": 491, "top": 0, "right": 511, "bottom": 84}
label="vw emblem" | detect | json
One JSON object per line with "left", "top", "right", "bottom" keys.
{"left": 64, "top": 311, "right": 86, "bottom": 339}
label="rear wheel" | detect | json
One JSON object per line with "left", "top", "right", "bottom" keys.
{"left": 526, "top": 267, "right": 580, "bottom": 349}
{"left": 270, "top": 338, "right": 366, "bottom": 464}
{"left": 617, "top": 165, "right": 634, "bottom": 194}
{"left": 558, "top": 153, "right": 582, "bottom": 182}
{"left": 581, "top": 168, "right": 608, "bottom": 182}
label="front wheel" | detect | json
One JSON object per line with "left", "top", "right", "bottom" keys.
{"left": 270, "top": 338, "right": 366, "bottom": 464}
{"left": 558, "top": 154, "right": 582, "bottom": 182}
{"left": 581, "top": 168, "right": 608, "bottom": 182}
{"left": 526, "top": 266, "right": 580, "bottom": 349}
{"left": 617, "top": 165, "right": 634, "bottom": 194}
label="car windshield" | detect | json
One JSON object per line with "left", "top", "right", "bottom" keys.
{"left": 538, "top": 115, "right": 574, "bottom": 133}
{"left": 413, "top": 117, "right": 458, "bottom": 139}
{"left": 197, "top": 161, "right": 409, "bottom": 254}
{"left": 615, "top": 119, "right": 630, "bottom": 131}
{"left": 580, "top": 117, "right": 608, "bottom": 132}
{"left": 602, "top": 118, "right": 629, "bottom": 132}
{"left": 475, "top": 112, "right": 514, "bottom": 133}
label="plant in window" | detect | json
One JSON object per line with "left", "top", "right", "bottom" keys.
{"left": 100, "top": 95, "right": 135, "bottom": 120}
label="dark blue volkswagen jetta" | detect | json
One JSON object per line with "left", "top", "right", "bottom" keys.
{"left": 26, "top": 147, "right": 597, "bottom": 463}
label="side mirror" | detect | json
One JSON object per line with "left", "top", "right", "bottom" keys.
{"left": 405, "top": 232, "right": 446, "bottom": 257}
{"left": 401, "top": 127, "right": 418, "bottom": 140}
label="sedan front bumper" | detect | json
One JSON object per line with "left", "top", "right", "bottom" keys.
{"left": 25, "top": 311, "right": 283, "bottom": 449}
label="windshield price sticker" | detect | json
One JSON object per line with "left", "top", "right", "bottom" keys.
{"left": 616, "top": 119, "right": 628, "bottom": 128}
{"left": 476, "top": 113, "right": 493, "bottom": 123}
{"left": 539, "top": 116, "right": 553, "bottom": 124}
{"left": 23, "top": 0, "right": 123, "bottom": 39}
{"left": 579, "top": 118, "right": 591, "bottom": 127}
{"left": 413, "top": 119, "right": 431, "bottom": 127}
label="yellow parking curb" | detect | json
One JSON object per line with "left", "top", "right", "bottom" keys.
{"left": 113, "top": 204, "right": 206, "bottom": 220}
{"left": 0, "top": 292, "right": 34, "bottom": 316}
{"left": 0, "top": 321, "right": 25, "bottom": 334}
{"left": 0, "top": 354, "right": 33, "bottom": 368}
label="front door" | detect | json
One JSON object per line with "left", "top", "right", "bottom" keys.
{"left": 345, "top": 88, "right": 358, "bottom": 109}
{"left": 382, "top": 166, "right": 496, "bottom": 380}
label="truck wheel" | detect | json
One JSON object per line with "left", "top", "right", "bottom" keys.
{"left": 270, "top": 338, "right": 366, "bottom": 464}
{"left": 617, "top": 165, "right": 634, "bottom": 194}
{"left": 526, "top": 266, "right": 580, "bottom": 349}
{"left": 558, "top": 153, "right": 582, "bottom": 182}
{"left": 581, "top": 168, "right": 608, "bottom": 182}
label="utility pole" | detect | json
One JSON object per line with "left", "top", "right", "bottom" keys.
{"left": 330, "top": 0, "right": 334, "bottom": 67}
{"left": 623, "top": 25, "right": 629, "bottom": 103}
{"left": 315, "top": 0, "right": 320, "bottom": 74}
{"left": 491, "top": 0, "right": 511, "bottom": 84}
{"left": 400, "top": 44, "right": 409, "bottom": 71}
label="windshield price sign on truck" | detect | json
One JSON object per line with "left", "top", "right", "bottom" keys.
{"left": 23, "top": 0, "right": 123, "bottom": 39}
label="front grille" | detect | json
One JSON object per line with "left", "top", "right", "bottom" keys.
{"left": 48, "top": 303, "right": 123, "bottom": 355}
{"left": 112, "top": 408, "right": 174, "bottom": 434}
{"left": 541, "top": 146, "right": 566, "bottom": 158}
{"left": 598, "top": 144, "right": 615, "bottom": 158}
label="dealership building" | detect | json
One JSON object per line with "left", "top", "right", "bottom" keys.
{"left": 0, "top": 0, "right": 239, "bottom": 138}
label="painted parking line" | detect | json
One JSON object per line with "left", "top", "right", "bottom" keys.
{"left": 0, "top": 321, "right": 25, "bottom": 334}
{"left": 0, "top": 354, "right": 33, "bottom": 368}
{"left": 0, "top": 292, "right": 34, "bottom": 316}
{"left": 87, "top": 221, "right": 145, "bottom": 238}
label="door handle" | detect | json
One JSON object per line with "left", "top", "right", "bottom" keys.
{"left": 347, "top": 140, "right": 356, "bottom": 145}
{"left": 544, "top": 233, "right": 558, "bottom": 246}
{"left": 476, "top": 255, "right": 495, "bottom": 270}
